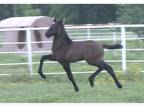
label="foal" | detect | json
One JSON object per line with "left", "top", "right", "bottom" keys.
{"left": 38, "top": 19, "right": 122, "bottom": 92}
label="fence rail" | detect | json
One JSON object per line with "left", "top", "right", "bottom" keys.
{"left": 0, "top": 24, "right": 144, "bottom": 76}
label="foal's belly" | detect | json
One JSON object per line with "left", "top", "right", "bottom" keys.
{"left": 66, "top": 48, "right": 84, "bottom": 62}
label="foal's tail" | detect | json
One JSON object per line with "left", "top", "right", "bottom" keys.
{"left": 102, "top": 44, "right": 123, "bottom": 49}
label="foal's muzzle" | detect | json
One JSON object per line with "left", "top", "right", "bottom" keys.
{"left": 45, "top": 30, "right": 53, "bottom": 38}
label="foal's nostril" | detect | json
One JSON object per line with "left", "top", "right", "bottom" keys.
{"left": 45, "top": 31, "right": 49, "bottom": 37}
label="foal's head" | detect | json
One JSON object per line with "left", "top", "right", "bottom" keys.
{"left": 45, "top": 18, "right": 64, "bottom": 38}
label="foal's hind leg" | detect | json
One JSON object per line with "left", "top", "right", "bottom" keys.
{"left": 61, "top": 63, "right": 79, "bottom": 92}
{"left": 102, "top": 62, "right": 122, "bottom": 88}
{"left": 89, "top": 68, "right": 103, "bottom": 87}
{"left": 38, "top": 54, "right": 56, "bottom": 79}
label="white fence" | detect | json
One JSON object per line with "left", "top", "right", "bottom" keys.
{"left": 0, "top": 24, "right": 144, "bottom": 76}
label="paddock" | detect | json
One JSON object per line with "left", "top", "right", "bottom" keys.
{"left": 0, "top": 24, "right": 143, "bottom": 102}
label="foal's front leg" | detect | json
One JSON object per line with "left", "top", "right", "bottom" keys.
{"left": 38, "top": 54, "right": 56, "bottom": 79}
{"left": 61, "top": 63, "right": 79, "bottom": 92}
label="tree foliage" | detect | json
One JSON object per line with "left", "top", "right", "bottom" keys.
{"left": 117, "top": 5, "right": 144, "bottom": 39}
{"left": 0, "top": 4, "right": 117, "bottom": 24}
{"left": 0, "top": 4, "right": 144, "bottom": 26}
{"left": 117, "top": 5, "right": 144, "bottom": 24}
{"left": 13, "top": 4, "right": 41, "bottom": 16}
{"left": 48, "top": 4, "right": 117, "bottom": 24}
{"left": 0, "top": 4, "right": 13, "bottom": 20}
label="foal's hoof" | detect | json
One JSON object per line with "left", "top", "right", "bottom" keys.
{"left": 38, "top": 73, "right": 46, "bottom": 79}
{"left": 117, "top": 84, "right": 122, "bottom": 89}
{"left": 41, "top": 74, "right": 46, "bottom": 79}
{"left": 75, "top": 87, "right": 79, "bottom": 92}
{"left": 89, "top": 77, "right": 94, "bottom": 87}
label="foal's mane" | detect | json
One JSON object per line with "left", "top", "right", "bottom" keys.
{"left": 63, "top": 32, "right": 72, "bottom": 44}
{"left": 61, "top": 23, "right": 72, "bottom": 44}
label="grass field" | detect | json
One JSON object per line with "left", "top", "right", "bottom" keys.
{"left": 0, "top": 57, "right": 143, "bottom": 103}
{"left": 0, "top": 71, "right": 144, "bottom": 103}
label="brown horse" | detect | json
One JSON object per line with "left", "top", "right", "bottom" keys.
{"left": 38, "top": 18, "right": 122, "bottom": 92}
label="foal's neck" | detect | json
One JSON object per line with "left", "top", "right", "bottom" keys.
{"left": 52, "top": 28, "right": 72, "bottom": 52}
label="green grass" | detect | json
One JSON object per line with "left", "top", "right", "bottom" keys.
{"left": 0, "top": 57, "right": 143, "bottom": 103}
{"left": 0, "top": 72, "right": 143, "bottom": 103}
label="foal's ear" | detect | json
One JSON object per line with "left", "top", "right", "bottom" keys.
{"left": 53, "top": 17, "right": 57, "bottom": 22}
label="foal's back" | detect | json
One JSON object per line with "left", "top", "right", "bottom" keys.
{"left": 66, "top": 40, "right": 104, "bottom": 63}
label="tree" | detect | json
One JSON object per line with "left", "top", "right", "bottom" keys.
{"left": 48, "top": 4, "right": 117, "bottom": 24}
{"left": 78, "top": 4, "right": 117, "bottom": 24}
{"left": 117, "top": 4, "right": 144, "bottom": 39}
{"left": 117, "top": 5, "right": 144, "bottom": 24}
{"left": 0, "top": 4, "right": 118, "bottom": 24}
{"left": 33, "top": 4, "right": 51, "bottom": 16}
{"left": 48, "top": 5, "right": 80, "bottom": 24}
{"left": 0, "top": 4, "right": 42, "bottom": 21}
{"left": 12, "top": 4, "right": 41, "bottom": 16}
{"left": 0, "top": 4, "right": 13, "bottom": 20}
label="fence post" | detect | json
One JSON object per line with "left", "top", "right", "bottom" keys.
{"left": 121, "top": 26, "right": 127, "bottom": 73}
{"left": 87, "top": 24, "right": 91, "bottom": 39}
{"left": 26, "top": 29, "right": 33, "bottom": 77}
{"left": 112, "top": 28, "right": 117, "bottom": 56}
{"left": 112, "top": 28, "right": 116, "bottom": 44}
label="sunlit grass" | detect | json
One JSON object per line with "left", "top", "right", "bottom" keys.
{"left": 0, "top": 71, "right": 143, "bottom": 102}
